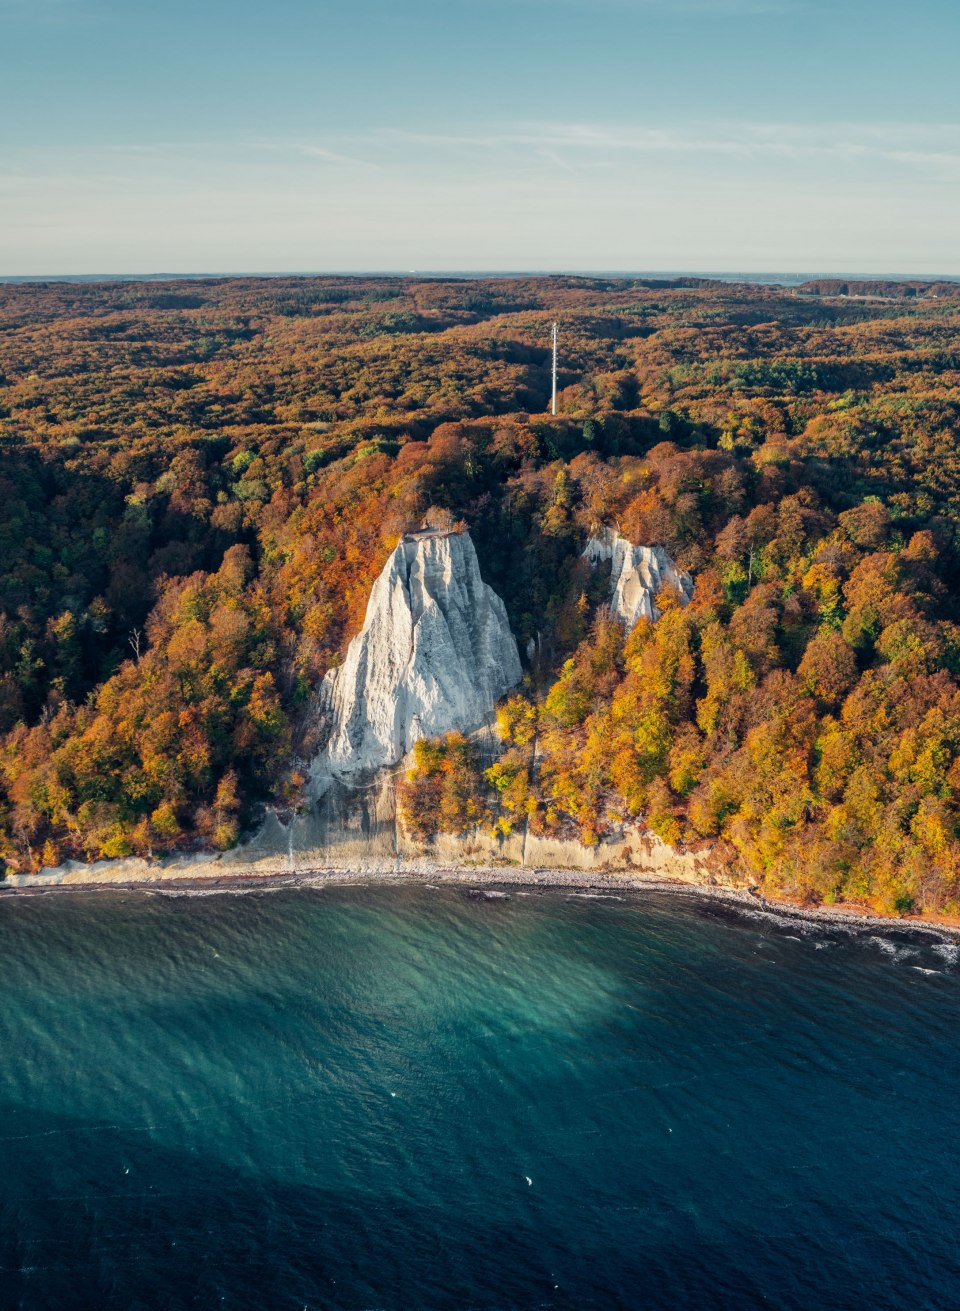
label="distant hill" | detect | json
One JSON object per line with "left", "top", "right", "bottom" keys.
{"left": 798, "top": 278, "right": 960, "bottom": 299}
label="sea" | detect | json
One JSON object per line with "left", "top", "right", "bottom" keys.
{"left": 1, "top": 883, "right": 958, "bottom": 1311}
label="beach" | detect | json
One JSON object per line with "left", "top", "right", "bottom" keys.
{"left": 4, "top": 858, "right": 959, "bottom": 942}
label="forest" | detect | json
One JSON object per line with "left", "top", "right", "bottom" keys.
{"left": 2, "top": 272, "right": 960, "bottom": 914}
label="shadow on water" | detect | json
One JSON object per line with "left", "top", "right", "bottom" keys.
{"left": 0, "top": 1104, "right": 683, "bottom": 1311}
{"left": 2, "top": 1094, "right": 959, "bottom": 1311}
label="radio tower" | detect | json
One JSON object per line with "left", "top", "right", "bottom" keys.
{"left": 551, "top": 322, "right": 558, "bottom": 416}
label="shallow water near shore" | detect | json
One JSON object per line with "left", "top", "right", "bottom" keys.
{"left": 1, "top": 886, "right": 959, "bottom": 1310}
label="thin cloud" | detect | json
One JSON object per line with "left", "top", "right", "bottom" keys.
{"left": 344, "top": 121, "right": 960, "bottom": 177}
{"left": 3, "top": 116, "right": 957, "bottom": 276}
{"left": 283, "top": 143, "right": 378, "bottom": 170}
{"left": 12, "top": 121, "right": 959, "bottom": 179}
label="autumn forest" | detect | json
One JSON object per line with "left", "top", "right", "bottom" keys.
{"left": 3, "top": 273, "right": 960, "bottom": 914}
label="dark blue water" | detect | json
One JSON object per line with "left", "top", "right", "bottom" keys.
{"left": 1, "top": 885, "right": 958, "bottom": 1311}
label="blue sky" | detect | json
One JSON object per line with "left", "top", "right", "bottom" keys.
{"left": 3, "top": 0, "right": 958, "bottom": 274}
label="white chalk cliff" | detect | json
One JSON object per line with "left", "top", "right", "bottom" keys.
{"left": 311, "top": 530, "right": 521, "bottom": 791}
{"left": 584, "top": 528, "right": 693, "bottom": 629}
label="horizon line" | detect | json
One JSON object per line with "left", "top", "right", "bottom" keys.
{"left": 3, "top": 268, "right": 960, "bottom": 286}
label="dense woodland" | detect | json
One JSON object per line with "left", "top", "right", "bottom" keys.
{"left": 3, "top": 273, "right": 960, "bottom": 913}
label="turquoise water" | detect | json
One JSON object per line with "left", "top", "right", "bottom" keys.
{"left": 1, "top": 885, "right": 959, "bottom": 1311}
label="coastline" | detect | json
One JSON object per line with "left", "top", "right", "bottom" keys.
{"left": 3, "top": 859, "right": 959, "bottom": 943}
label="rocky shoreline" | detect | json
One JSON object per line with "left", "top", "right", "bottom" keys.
{"left": 3, "top": 859, "right": 959, "bottom": 943}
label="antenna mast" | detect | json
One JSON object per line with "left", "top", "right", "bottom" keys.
{"left": 551, "top": 322, "right": 558, "bottom": 416}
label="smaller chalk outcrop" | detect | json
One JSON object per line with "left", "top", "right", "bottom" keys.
{"left": 583, "top": 528, "right": 693, "bottom": 630}
{"left": 311, "top": 529, "right": 521, "bottom": 793}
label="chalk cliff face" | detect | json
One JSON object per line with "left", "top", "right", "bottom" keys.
{"left": 311, "top": 530, "right": 521, "bottom": 791}
{"left": 584, "top": 528, "right": 693, "bottom": 630}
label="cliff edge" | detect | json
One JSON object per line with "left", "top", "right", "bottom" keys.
{"left": 311, "top": 529, "right": 521, "bottom": 792}
{"left": 584, "top": 528, "right": 693, "bottom": 629}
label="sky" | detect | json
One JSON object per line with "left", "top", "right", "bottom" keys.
{"left": 2, "top": 0, "right": 958, "bottom": 276}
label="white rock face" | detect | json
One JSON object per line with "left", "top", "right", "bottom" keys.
{"left": 583, "top": 528, "right": 693, "bottom": 629}
{"left": 311, "top": 530, "right": 521, "bottom": 790}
